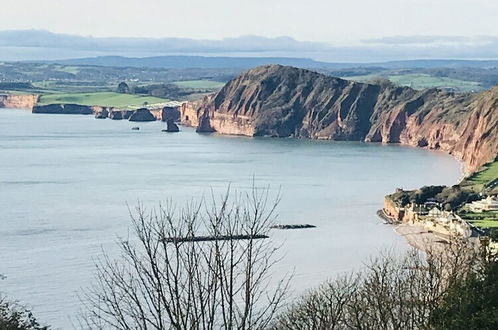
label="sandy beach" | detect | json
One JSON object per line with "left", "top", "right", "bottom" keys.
{"left": 394, "top": 223, "right": 451, "bottom": 253}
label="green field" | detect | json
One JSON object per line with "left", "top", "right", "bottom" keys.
{"left": 53, "top": 65, "right": 81, "bottom": 75}
{"left": 459, "top": 209, "right": 498, "bottom": 229}
{"left": 32, "top": 80, "right": 113, "bottom": 93}
{"left": 457, "top": 160, "right": 498, "bottom": 229}
{"left": 468, "top": 220, "right": 498, "bottom": 229}
{"left": 172, "top": 80, "right": 225, "bottom": 89}
{"left": 460, "top": 160, "right": 498, "bottom": 192}
{"left": 344, "top": 73, "right": 483, "bottom": 92}
{"left": 38, "top": 92, "right": 168, "bottom": 108}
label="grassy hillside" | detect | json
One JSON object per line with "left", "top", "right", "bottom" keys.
{"left": 458, "top": 160, "right": 498, "bottom": 229}
{"left": 460, "top": 160, "right": 498, "bottom": 192}
{"left": 38, "top": 92, "right": 168, "bottom": 108}
{"left": 172, "top": 80, "right": 225, "bottom": 89}
{"left": 344, "top": 73, "right": 483, "bottom": 92}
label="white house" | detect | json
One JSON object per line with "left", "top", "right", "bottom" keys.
{"left": 469, "top": 196, "right": 498, "bottom": 212}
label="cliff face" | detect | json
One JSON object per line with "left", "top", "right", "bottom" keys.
{"left": 186, "top": 65, "right": 498, "bottom": 172}
{"left": 33, "top": 104, "right": 94, "bottom": 114}
{"left": 33, "top": 103, "right": 180, "bottom": 121}
{"left": 0, "top": 94, "right": 39, "bottom": 109}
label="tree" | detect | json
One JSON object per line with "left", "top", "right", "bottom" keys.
{"left": 0, "top": 296, "right": 49, "bottom": 330}
{"left": 428, "top": 261, "right": 498, "bottom": 330}
{"left": 81, "top": 187, "right": 289, "bottom": 330}
{"left": 367, "top": 76, "right": 395, "bottom": 88}
{"left": 271, "top": 239, "right": 484, "bottom": 330}
{"left": 117, "top": 82, "right": 130, "bottom": 94}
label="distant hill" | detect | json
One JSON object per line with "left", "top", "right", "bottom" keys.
{"left": 43, "top": 56, "right": 351, "bottom": 69}
{"left": 3, "top": 30, "right": 498, "bottom": 62}
{"left": 373, "top": 59, "right": 498, "bottom": 69}
{"left": 43, "top": 55, "right": 498, "bottom": 70}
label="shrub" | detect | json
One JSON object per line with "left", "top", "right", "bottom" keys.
{"left": 0, "top": 296, "right": 49, "bottom": 330}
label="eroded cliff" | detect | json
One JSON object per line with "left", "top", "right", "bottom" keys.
{"left": 0, "top": 94, "right": 39, "bottom": 109}
{"left": 185, "top": 65, "right": 498, "bottom": 172}
{"left": 33, "top": 104, "right": 180, "bottom": 122}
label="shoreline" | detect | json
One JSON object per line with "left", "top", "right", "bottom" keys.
{"left": 394, "top": 223, "right": 451, "bottom": 253}
{"left": 2, "top": 106, "right": 474, "bottom": 252}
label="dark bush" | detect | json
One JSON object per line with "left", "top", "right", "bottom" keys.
{"left": 0, "top": 296, "right": 49, "bottom": 330}
{"left": 117, "top": 81, "right": 130, "bottom": 93}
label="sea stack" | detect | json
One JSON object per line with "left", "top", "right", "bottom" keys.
{"left": 129, "top": 108, "right": 156, "bottom": 122}
{"left": 165, "top": 119, "right": 180, "bottom": 132}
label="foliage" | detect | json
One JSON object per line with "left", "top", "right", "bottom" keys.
{"left": 0, "top": 296, "right": 49, "bottom": 330}
{"left": 116, "top": 81, "right": 130, "bottom": 94}
{"left": 389, "top": 185, "right": 445, "bottom": 207}
{"left": 81, "top": 188, "right": 289, "bottom": 329}
{"left": 0, "top": 82, "right": 34, "bottom": 91}
{"left": 388, "top": 185, "right": 478, "bottom": 210}
{"left": 436, "top": 186, "right": 479, "bottom": 210}
{"left": 366, "top": 76, "right": 395, "bottom": 88}
{"left": 129, "top": 82, "right": 219, "bottom": 100}
{"left": 429, "top": 261, "right": 498, "bottom": 329}
{"left": 271, "top": 240, "right": 484, "bottom": 330}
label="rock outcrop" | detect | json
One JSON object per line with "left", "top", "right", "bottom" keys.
{"left": 184, "top": 65, "right": 498, "bottom": 172}
{"left": 180, "top": 101, "right": 201, "bottom": 127}
{"left": 129, "top": 108, "right": 156, "bottom": 122}
{"left": 162, "top": 106, "right": 181, "bottom": 122}
{"left": 0, "top": 94, "right": 39, "bottom": 109}
{"left": 33, "top": 103, "right": 93, "bottom": 114}
{"left": 109, "top": 109, "right": 133, "bottom": 120}
{"left": 31, "top": 102, "right": 173, "bottom": 122}
{"left": 165, "top": 119, "right": 180, "bottom": 132}
{"left": 95, "top": 107, "right": 109, "bottom": 119}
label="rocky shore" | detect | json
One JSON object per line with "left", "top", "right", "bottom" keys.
{"left": 31, "top": 104, "right": 182, "bottom": 122}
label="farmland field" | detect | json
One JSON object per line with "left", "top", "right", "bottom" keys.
{"left": 344, "top": 73, "right": 483, "bottom": 92}
{"left": 38, "top": 92, "right": 168, "bottom": 108}
{"left": 467, "top": 220, "right": 498, "bottom": 229}
{"left": 461, "top": 160, "right": 498, "bottom": 192}
{"left": 172, "top": 80, "right": 225, "bottom": 89}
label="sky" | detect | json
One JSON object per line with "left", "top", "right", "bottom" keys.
{"left": 1, "top": 0, "right": 498, "bottom": 44}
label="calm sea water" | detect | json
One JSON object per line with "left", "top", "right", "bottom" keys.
{"left": 0, "top": 108, "right": 461, "bottom": 328}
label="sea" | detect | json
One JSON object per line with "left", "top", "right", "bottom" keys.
{"left": 0, "top": 108, "right": 462, "bottom": 328}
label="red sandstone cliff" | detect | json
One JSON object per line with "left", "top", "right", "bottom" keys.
{"left": 0, "top": 94, "right": 39, "bottom": 109}
{"left": 183, "top": 65, "right": 498, "bottom": 172}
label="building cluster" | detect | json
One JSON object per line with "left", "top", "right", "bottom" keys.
{"left": 384, "top": 197, "right": 472, "bottom": 238}
{"left": 468, "top": 196, "right": 498, "bottom": 213}
{"left": 384, "top": 194, "right": 498, "bottom": 240}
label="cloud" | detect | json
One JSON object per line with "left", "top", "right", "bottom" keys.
{"left": 1, "top": 30, "right": 498, "bottom": 62}
{"left": 0, "top": 30, "right": 329, "bottom": 54}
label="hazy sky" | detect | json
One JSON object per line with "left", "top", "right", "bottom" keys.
{"left": 1, "top": 0, "right": 498, "bottom": 43}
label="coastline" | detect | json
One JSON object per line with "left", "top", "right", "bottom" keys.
{"left": 2, "top": 105, "right": 476, "bottom": 253}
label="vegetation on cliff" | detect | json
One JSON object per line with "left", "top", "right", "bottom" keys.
{"left": 389, "top": 185, "right": 479, "bottom": 211}
{"left": 428, "top": 260, "right": 498, "bottom": 329}
{"left": 272, "top": 240, "right": 497, "bottom": 330}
